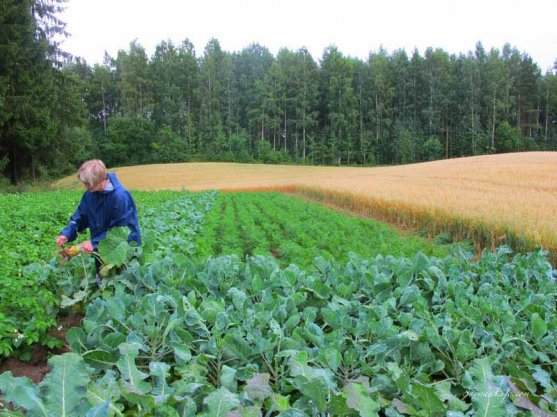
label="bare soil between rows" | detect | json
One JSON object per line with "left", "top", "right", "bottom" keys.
{"left": 0, "top": 311, "right": 84, "bottom": 384}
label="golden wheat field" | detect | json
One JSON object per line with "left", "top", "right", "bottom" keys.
{"left": 55, "top": 152, "right": 557, "bottom": 259}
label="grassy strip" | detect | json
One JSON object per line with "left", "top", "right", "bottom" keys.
{"left": 195, "top": 194, "right": 222, "bottom": 258}
{"left": 219, "top": 195, "right": 243, "bottom": 255}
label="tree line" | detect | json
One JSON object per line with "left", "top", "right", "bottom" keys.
{"left": 2, "top": 1, "right": 557, "bottom": 184}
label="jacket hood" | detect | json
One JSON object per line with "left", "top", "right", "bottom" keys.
{"left": 103, "top": 172, "right": 123, "bottom": 194}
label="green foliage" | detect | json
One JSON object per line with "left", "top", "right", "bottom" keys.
{"left": 0, "top": 189, "right": 217, "bottom": 357}
{"left": 116, "top": 40, "right": 153, "bottom": 118}
{"left": 196, "top": 192, "right": 456, "bottom": 268}
{"left": 0, "top": 191, "right": 81, "bottom": 357}
{"left": 60, "top": 38, "right": 552, "bottom": 167}
{"left": 0, "top": 0, "right": 87, "bottom": 184}
{"left": 0, "top": 353, "right": 109, "bottom": 417}
{"left": 496, "top": 121, "right": 523, "bottom": 153}
{"left": 230, "top": 133, "right": 251, "bottom": 162}
{"left": 98, "top": 227, "right": 135, "bottom": 267}
{"left": 149, "top": 126, "right": 189, "bottom": 163}
{"left": 100, "top": 116, "right": 156, "bottom": 166}
{"left": 255, "top": 140, "right": 288, "bottom": 164}
{"left": 4, "top": 13, "right": 557, "bottom": 182}
{"left": 1, "top": 188, "right": 557, "bottom": 416}
{"left": 395, "top": 127, "right": 415, "bottom": 164}
{"left": 421, "top": 137, "right": 444, "bottom": 161}
{"left": 203, "top": 388, "right": 240, "bottom": 417}
{"left": 465, "top": 358, "right": 507, "bottom": 417}
{"left": 17, "top": 245, "right": 555, "bottom": 416}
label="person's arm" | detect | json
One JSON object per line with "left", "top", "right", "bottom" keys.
{"left": 58, "top": 196, "right": 89, "bottom": 244}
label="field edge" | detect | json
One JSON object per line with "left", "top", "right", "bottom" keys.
{"left": 219, "top": 184, "right": 554, "bottom": 265}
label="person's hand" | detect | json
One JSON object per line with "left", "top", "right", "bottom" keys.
{"left": 80, "top": 240, "right": 94, "bottom": 254}
{"left": 55, "top": 235, "right": 68, "bottom": 246}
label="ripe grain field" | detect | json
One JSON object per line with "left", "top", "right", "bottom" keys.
{"left": 55, "top": 152, "right": 557, "bottom": 262}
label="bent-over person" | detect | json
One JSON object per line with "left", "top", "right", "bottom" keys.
{"left": 55, "top": 159, "right": 141, "bottom": 287}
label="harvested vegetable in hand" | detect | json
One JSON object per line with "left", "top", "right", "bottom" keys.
{"left": 59, "top": 244, "right": 81, "bottom": 261}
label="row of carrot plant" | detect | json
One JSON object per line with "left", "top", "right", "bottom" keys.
{"left": 195, "top": 192, "right": 460, "bottom": 268}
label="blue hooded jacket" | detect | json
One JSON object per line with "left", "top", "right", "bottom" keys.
{"left": 61, "top": 172, "right": 141, "bottom": 249}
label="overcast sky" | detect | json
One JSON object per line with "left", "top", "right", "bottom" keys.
{"left": 59, "top": 0, "right": 557, "bottom": 72}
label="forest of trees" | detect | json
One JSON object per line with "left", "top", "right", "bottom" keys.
{"left": 2, "top": 0, "right": 557, "bottom": 184}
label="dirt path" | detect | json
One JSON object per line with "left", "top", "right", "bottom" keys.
{"left": 0, "top": 311, "right": 83, "bottom": 384}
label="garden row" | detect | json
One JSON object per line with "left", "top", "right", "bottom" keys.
{"left": 0, "top": 191, "right": 85, "bottom": 358}
{"left": 2, "top": 189, "right": 444, "bottom": 360}
{"left": 2, "top": 243, "right": 556, "bottom": 416}
{"left": 195, "top": 192, "right": 458, "bottom": 268}
{"left": 0, "top": 190, "right": 217, "bottom": 359}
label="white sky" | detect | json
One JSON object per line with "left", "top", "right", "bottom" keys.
{"left": 59, "top": 0, "right": 557, "bottom": 72}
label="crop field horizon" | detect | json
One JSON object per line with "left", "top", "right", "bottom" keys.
{"left": 54, "top": 151, "right": 557, "bottom": 262}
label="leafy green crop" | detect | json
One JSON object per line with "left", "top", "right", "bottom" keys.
{"left": 2, "top": 189, "right": 556, "bottom": 416}
{"left": 0, "top": 191, "right": 82, "bottom": 358}
{"left": 21, "top": 244, "right": 555, "bottom": 416}
{"left": 0, "top": 352, "right": 110, "bottom": 417}
{"left": 196, "top": 192, "right": 461, "bottom": 267}
{"left": 0, "top": 190, "right": 217, "bottom": 358}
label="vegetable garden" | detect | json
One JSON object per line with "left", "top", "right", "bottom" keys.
{"left": 0, "top": 190, "right": 556, "bottom": 416}
{"left": 195, "top": 193, "right": 453, "bottom": 266}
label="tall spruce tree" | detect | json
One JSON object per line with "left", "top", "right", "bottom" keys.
{"left": 234, "top": 43, "right": 274, "bottom": 155}
{"left": 0, "top": 0, "right": 82, "bottom": 182}
{"left": 368, "top": 49, "right": 395, "bottom": 163}
{"left": 293, "top": 48, "right": 319, "bottom": 162}
{"left": 198, "top": 39, "right": 228, "bottom": 155}
{"left": 149, "top": 38, "right": 200, "bottom": 153}
{"left": 320, "top": 46, "right": 357, "bottom": 164}
{"left": 115, "top": 40, "right": 153, "bottom": 118}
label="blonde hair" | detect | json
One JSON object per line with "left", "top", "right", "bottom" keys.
{"left": 77, "top": 160, "right": 107, "bottom": 186}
